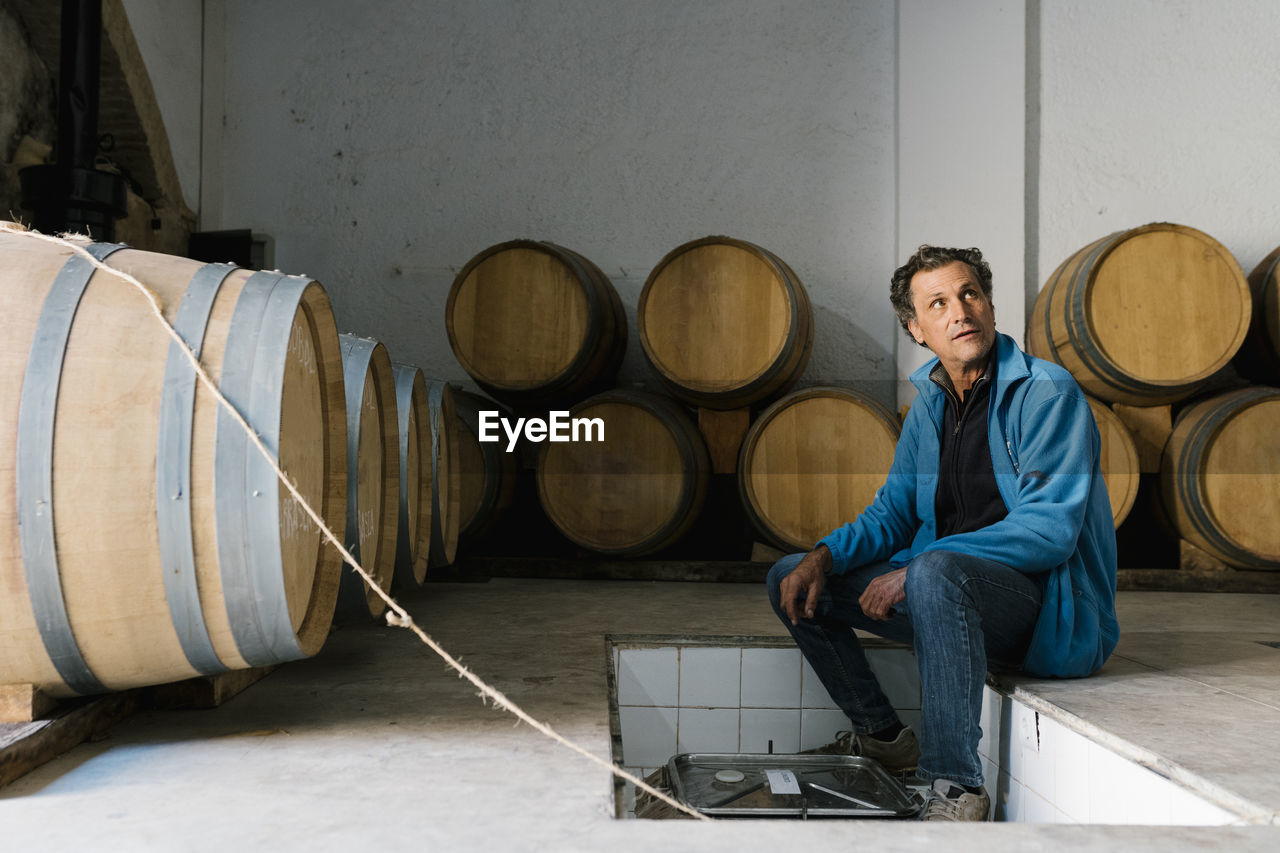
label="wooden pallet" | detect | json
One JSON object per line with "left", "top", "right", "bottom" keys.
{"left": 0, "top": 665, "right": 279, "bottom": 789}
{"left": 469, "top": 542, "right": 1280, "bottom": 594}
{"left": 0, "top": 691, "right": 141, "bottom": 788}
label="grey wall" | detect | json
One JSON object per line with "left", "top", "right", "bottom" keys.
{"left": 122, "top": 0, "right": 1280, "bottom": 408}
{"left": 1038, "top": 0, "right": 1280, "bottom": 281}
{"left": 199, "top": 0, "right": 901, "bottom": 406}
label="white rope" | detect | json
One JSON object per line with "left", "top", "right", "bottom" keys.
{"left": 1, "top": 221, "right": 707, "bottom": 822}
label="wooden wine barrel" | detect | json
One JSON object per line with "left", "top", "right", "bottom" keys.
{"left": 1085, "top": 396, "right": 1140, "bottom": 528}
{"left": 537, "top": 389, "right": 710, "bottom": 556}
{"left": 446, "top": 240, "right": 627, "bottom": 410}
{"left": 335, "top": 335, "right": 399, "bottom": 620}
{"left": 1161, "top": 387, "right": 1280, "bottom": 569}
{"left": 1232, "top": 246, "right": 1280, "bottom": 383}
{"left": 453, "top": 389, "right": 519, "bottom": 542}
{"left": 639, "top": 236, "right": 813, "bottom": 409}
{"left": 426, "top": 380, "right": 462, "bottom": 568}
{"left": 391, "top": 363, "right": 433, "bottom": 589}
{"left": 0, "top": 230, "right": 346, "bottom": 697}
{"left": 738, "top": 387, "right": 899, "bottom": 551}
{"left": 1028, "top": 223, "right": 1250, "bottom": 406}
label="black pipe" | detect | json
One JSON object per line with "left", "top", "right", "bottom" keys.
{"left": 20, "top": 0, "right": 127, "bottom": 240}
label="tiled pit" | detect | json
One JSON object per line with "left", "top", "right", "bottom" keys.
{"left": 609, "top": 636, "right": 1248, "bottom": 825}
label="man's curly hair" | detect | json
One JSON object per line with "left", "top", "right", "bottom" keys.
{"left": 889, "top": 246, "right": 994, "bottom": 345}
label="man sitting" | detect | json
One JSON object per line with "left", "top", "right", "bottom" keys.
{"left": 767, "top": 245, "right": 1118, "bottom": 821}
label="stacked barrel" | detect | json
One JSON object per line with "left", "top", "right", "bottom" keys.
{"left": 1029, "top": 222, "right": 1280, "bottom": 570}
{"left": 443, "top": 235, "right": 902, "bottom": 558}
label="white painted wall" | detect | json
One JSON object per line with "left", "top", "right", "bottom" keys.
{"left": 201, "top": 0, "right": 900, "bottom": 404}
{"left": 896, "top": 0, "right": 1026, "bottom": 401}
{"left": 1037, "top": 0, "right": 1280, "bottom": 289}
{"left": 120, "top": 0, "right": 202, "bottom": 211}
{"left": 121, "top": 0, "right": 1280, "bottom": 406}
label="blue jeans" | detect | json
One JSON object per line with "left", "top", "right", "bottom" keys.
{"left": 766, "top": 550, "right": 1043, "bottom": 787}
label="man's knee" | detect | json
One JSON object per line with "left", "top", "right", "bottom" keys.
{"left": 904, "top": 549, "right": 966, "bottom": 608}
{"left": 766, "top": 552, "right": 807, "bottom": 607}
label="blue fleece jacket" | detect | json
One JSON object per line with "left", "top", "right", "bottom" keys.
{"left": 818, "top": 333, "right": 1119, "bottom": 678}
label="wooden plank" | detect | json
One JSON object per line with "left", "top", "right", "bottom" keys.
{"left": 0, "top": 691, "right": 139, "bottom": 788}
{"left": 464, "top": 557, "right": 770, "bottom": 584}
{"left": 1117, "top": 567, "right": 1280, "bottom": 594}
{"left": 1111, "top": 403, "right": 1173, "bottom": 473}
{"left": 148, "top": 666, "right": 278, "bottom": 710}
{"left": 696, "top": 407, "right": 751, "bottom": 474}
{"left": 1179, "top": 539, "right": 1232, "bottom": 573}
{"left": 0, "top": 684, "right": 58, "bottom": 723}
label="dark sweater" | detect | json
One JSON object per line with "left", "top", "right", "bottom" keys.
{"left": 931, "top": 356, "right": 1008, "bottom": 539}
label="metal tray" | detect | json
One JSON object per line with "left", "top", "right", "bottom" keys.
{"left": 666, "top": 753, "right": 921, "bottom": 818}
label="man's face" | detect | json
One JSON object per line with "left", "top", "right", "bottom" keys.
{"left": 906, "top": 261, "right": 996, "bottom": 378}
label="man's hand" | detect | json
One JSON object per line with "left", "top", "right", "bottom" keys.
{"left": 858, "top": 567, "right": 907, "bottom": 620}
{"left": 778, "top": 545, "right": 833, "bottom": 625}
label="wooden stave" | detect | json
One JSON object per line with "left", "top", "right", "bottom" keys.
{"left": 1029, "top": 224, "right": 1251, "bottom": 406}
{"left": 0, "top": 234, "right": 346, "bottom": 697}
{"left": 445, "top": 240, "right": 627, "bottom": 411}
{"left": 1160, "top": 386, "right": 1280, "bottom": 569}
{"left": 335, "top": 335, "right": 400, "bottom": 620}
{"left": 391, "top": 363, "right": 433, "bottom": 590}
{"left": 637, "top": 236, "right": 814, "bottom": 410}
{"left": 1084, "top": 396, "right": 1140, "bottom": 528}
{"left": 536, "top": 388, "right": 710, "bottom": 557}
{"left": 426, "top": 381, "right": 462, "bottom": 568}
{"left": 737, "top": 386, "right": 900, "bottom": 552}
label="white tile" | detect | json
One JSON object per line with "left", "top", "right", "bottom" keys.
{"left": 679, "top": 647, "right": 740, "bottom": 708}
{"left": 678, "top": 708, "right": 739, "bottom": 754}
{"left": 1054, "top": 807, "right": 1076, "bottom": 824}
{"left": 741, "top": 648, "right": 801, "bottom": 708}
{"left": 618, "top": 706, "right": 678, "bottom": 768}
{"left": 1088, "top": 740, "right": 1135, "bottom": 824}
{"left": 799, "top": 708, "right": 850, "bottom": 752}
{"left": 1009, "top": 705, "right": 1052, "bottom": 804}
{"left": 993, "top": 769, "right": 1023, "bottom": 822}
{"left": 1053, "top": 724, "right": 1090, "bottom": 823}
{"left": 617, "top": 647, "right": 678, "bottom": 707}
{"left": 800, "top": 658, "right": 840, "bottom": 709}
{"left": 1126, "top": 767, "right": 1174, "bottom": 825}
{"left": 978, "top": 685, "right": 1003, "bottom": 760}
{"left": 980, "top": 754, "right": 999, "bottom": 790}
{"left": 740, "top": 708, "right": 802, "bottom": 755}
{"left": 866, "top": 649, "right": 921, "bottom": 709}
{"left": 1023, "top": 787, "right": 1056, "bottom": 824}
{"left": 1168, "top": 785, "right": 1237, "bottom": 826}
{"left": 993, "top": 694, "right": 1015, "bottom": 771}
{"left": 898, "top": 709, "right": 922, "bottom": 734}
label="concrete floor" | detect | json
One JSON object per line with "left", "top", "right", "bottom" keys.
{"left": 1, "top": 578, "right": 1278, "bottom": 851}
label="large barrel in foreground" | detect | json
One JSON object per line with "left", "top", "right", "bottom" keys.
{"left": 1028, "top": 223, "right": 1250, "bottom": 406}
{"left": 1161, "top": 387, "right": 1280, "bottom": 569}
{"left": 537, "top": 389, "right": 709, "bottom": 556}
{"left": 446, "top": 240, "right": 626, "bottom": 410}
{"left": 638, "top": 236, "right": 813, "bottom": 409}
{"left": 336, "top": 335, "right": 400, "bottom": 620}
{"left": 0, "top": 230, "right": 346, "bottom": 697}
{"left": 738, "top": 387, "right": 899, "bottom": 551}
